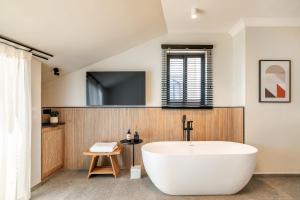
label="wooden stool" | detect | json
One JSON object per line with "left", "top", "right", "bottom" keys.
{"left": 83, "top": 145, "right": 123, "bottom": 178}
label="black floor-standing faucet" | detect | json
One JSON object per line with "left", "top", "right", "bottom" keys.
{"left": 182, "top": 115, "right": 193, "bottom": 141}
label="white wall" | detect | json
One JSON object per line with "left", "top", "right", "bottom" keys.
{"left": 232, "top": 29, "right": 246, "bottom": 105}
{"left": 42, "top": 33, "right": 242, "bottom": 107}
{"left": 245, "top": 27, "right": 300, "bottom": 173}
{"left": 31, "top": 58, "right": 41, "bottom": 187}
{"left": 41, "top": 28, "right": 300, "bottom": 174}
{"left": 42, "top": 27, "right": 300, "bottom": 173}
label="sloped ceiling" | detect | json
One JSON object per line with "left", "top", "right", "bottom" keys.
{"left": 1, "top": 0, "right": 300, "bottom": 81}
{"left": 0, "top": 0, "right": 167, "bottom": 74}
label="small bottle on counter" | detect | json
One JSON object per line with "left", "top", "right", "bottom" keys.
{"left": 126, "top": 129, "right": 132, "bottom": 141}
{"left": 134, "top": 131, "right": 140, "bottom": 142}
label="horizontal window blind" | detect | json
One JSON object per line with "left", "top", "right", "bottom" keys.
{"left": 162, "top": 45, "right": 213, "bottom": 108}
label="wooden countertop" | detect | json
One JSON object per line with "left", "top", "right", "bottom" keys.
{"left": 42, "top": 122, "right": 65, "bottom": 128}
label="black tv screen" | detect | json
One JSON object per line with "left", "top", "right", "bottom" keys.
{"left": 86, "top": 71, "right": 145, "bottom": 106}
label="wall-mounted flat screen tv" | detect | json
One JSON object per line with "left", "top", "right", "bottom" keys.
{"left": 86, "top": 71, "right": 145, "bottom": 106}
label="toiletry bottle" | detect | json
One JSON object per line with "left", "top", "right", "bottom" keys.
{"left": 126, "top": 129, "right": 132, "bottom": 141}
{"left": 134, "top": 131, "right": 139, "bottom": 142}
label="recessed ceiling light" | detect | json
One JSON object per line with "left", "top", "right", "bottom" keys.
{"left": 191, "top": 8, "right": 200, "bottom": 19}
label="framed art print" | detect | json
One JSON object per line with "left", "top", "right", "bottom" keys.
{"left": 259, "top": 60, "right": 291, "bottom": 103}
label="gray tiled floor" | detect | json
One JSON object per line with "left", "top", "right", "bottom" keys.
{"left": 31, "top": 170, "right": 300, "bottom": 200}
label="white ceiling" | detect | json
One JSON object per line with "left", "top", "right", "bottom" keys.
{"left": 1, "top": 0, "right": 300, "bottom": 79}
{"left": 0, "top": 0, "right": 166, "bottom": 73}
{"left": 161, "top": 0, "right": 300, "bottom": 33}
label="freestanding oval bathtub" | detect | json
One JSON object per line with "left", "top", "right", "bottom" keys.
{"left": 142, "top": 141, "right": 257, "bottom": 195}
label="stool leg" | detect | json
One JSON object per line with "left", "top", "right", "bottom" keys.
{"left": 113, "top": 156, "right": 121, "bottom": 176}
{"left": 88, "top": 155, "right": 99, "bottom": 179}
{"left": 109, "top": 155, "right": 120, "bottom": 178}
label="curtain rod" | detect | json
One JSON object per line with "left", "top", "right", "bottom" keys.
{"left": 0, "top": 35, "right": 53, "bottom": 60}
{"left": 161, "top": 44, "right": 213, "bottom": 50}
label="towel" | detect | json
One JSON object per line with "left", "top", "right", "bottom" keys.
{"left": 89, "top": 142, "right": 118, "bottom": 153}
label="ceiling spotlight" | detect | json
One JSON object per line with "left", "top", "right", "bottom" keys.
{"left": 191, "top": 8, "right": 200, "bottom": 19}
{"left": 53, "top": 67, "right": 60, "bottom": 76}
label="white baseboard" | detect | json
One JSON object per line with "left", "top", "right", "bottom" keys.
{"left": 31, "top": 182, "right": 43, "bottom": 192}
{"left": 254, "top": 172, "right": 300, "bottom": 176}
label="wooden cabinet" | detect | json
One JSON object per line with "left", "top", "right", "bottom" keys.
{"left": 42, "top": 125, "right": 64, "bottom": 180}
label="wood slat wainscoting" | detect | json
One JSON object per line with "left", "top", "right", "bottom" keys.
{"left": 51, "top": 107, "right": 244, "bottom": 170}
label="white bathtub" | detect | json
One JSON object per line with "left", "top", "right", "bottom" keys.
{"left": 142, "top": 141, "right": 257, "bottom": 195}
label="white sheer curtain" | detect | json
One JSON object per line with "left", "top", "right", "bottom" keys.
{"left": 0, "top": 43, "right": 32, "bottom": 200}
{"left": 86, "top": 76, "right": 103, "bottom": 105}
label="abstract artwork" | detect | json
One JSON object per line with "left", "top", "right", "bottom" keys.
{"left": 259, "top": 60, "right": 291, "bottom": 103}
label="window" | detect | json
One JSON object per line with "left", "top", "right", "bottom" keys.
{"left": 161, "top": 45, "right": 213, "bottom": 108}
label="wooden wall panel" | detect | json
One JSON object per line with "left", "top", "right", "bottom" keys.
{"left": 54, "top": 107, "right": 244, "bottom": 170}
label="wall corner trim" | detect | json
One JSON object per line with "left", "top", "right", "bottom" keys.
{"left": 229, "top": 18, "right": 300, "bottom": 37}
{"left": 228, "top": 19, "right": 245, "bottom": 37}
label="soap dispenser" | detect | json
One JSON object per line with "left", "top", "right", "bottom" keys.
{"left": 126, "top": 129, "right": 132, "bottom": 141}
{"left": 134, "top": 131, "right": 140, "bottom": 142}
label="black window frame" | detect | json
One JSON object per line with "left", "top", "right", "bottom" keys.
{"left": 166, "top": 53, "right": 206, "bottom": 107}
{"left": 161, "top": 44, "right": 213, "bottom": 109}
